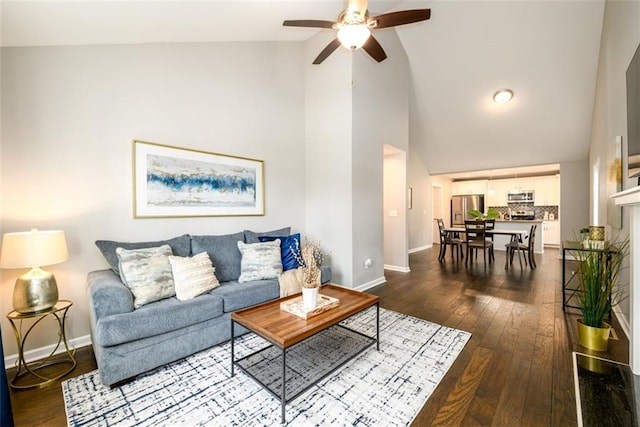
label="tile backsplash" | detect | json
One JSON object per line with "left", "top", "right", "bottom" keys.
{"left": 489, "top": 205, "right": 559, "bottom": 220}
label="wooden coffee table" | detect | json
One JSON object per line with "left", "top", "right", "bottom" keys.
{"left": 230, "top": 284, "right": 379, "bottom": 423}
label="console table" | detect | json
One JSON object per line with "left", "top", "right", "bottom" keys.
{"left": 561, "top": 241, "right": 615, "bottom": 314}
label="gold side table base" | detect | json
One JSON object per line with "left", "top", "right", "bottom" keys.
{"left": 7, "top": 300, "right": 77, "bottom": 389}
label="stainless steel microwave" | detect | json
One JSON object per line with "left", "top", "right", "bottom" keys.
{"left": 507, "top": 191, "right": 534, "bottom": 203}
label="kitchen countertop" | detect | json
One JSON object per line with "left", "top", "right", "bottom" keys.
{"left": 496, "top": 219, "right": 544, "bottom": 223}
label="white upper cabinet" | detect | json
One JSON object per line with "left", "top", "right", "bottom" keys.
{"left": 487, "top": 179, "right": 510, "bottom": 207}
{"left": 534, "top": 175, "right": 560, "bottom": 206}
{"left": 451, "top": 180, "right": 488, "bottom": 197}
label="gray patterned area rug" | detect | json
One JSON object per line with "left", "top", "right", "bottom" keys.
{"left": 63, "top": 308, "right": 471, "bottom": 426}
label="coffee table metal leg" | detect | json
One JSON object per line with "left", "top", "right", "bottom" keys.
{"left": 230, "top": 321, "right": 235, "bottom": 377}
{"left": 281, "top": 347, "right": 286, "bottom": 424}
{"left": 376, "top": 303, "right": 380, "bottom": 351}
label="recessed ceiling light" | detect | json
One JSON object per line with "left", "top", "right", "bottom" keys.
{"left": 493, "top": 89, "right": 513, "bottom": 104}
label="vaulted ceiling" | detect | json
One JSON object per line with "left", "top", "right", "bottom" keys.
{"left": 0, "top": 0, "right": 605, "bottom": 175}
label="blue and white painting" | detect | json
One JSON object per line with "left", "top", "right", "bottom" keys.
{"left": 134, "top": 141, "right": 264, "bottom": 217}
{"left": 146, "top": 154, "right": 256, "bottom": 207}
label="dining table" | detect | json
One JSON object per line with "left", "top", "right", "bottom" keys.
{"left": 442, "top": 227, "right": 528, "bottom": 269}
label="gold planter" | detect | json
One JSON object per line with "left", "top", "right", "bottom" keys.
{"left": 577, "top": 319, "right": 611, "bottom": 351}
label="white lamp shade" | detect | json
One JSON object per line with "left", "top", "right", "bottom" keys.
{"left": 0, "top": 229, "right": 69, "bottom": 269}
{"left": 337, "top": 25, "right": 371, "bottom": 50}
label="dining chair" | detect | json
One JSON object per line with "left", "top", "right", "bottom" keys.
{"left": 437, "top": 218, "right": 464, "bottom": 262}
{"left": 506, "top": 224, "right": 537, "bottom": 269}
{"left": 464, "top": 220, "right": 493, "bottom": 267}
{"left": 485, "top": 219, "right": 496, "bottom": 261}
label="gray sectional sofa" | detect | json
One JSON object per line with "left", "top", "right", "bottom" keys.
{"left": 87, "top": 228, "right": 330, "bottom": 387}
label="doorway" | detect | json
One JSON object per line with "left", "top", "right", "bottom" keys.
{"left": 432, "top": 184, "right": 443, "bottom": 244}
{"left": 383, "top": 145, "right": 409, "bottom": 272}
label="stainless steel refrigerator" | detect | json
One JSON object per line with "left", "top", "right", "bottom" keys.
{"left": 451, "top": 194, "right": 485, "bottom": 227}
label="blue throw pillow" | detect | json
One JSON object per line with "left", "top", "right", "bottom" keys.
{"left": 258, "top": 233, "right": 301, "bottom": 271}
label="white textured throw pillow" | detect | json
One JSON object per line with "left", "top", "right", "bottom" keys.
{"left": 278, "top": 268, "right": 303, "bottom": 297}
{"left": 237, "top": 240, "right": 283, "bottom": 283}
{"left": 168, "top": 252, "right": 220, "bottom": 301}
{"left": 116, "top": 244, "right": 175, "bottom": 308}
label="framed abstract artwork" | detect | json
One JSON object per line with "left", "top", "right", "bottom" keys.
{"left": 133, "top": 140, "right": 264, "bottom": 218}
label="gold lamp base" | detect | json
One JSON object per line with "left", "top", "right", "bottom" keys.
{"left": 13, "top": 267, "right": 59, "bottom": 314}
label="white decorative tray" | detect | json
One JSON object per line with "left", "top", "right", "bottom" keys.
{"left": 280, "top": 294, "right": 340, "bottom": 319}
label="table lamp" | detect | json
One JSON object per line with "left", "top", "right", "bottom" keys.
{"left": 0, "top": 229, "right": 69, "bottom": 313}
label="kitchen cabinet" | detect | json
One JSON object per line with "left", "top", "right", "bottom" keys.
{"left": 542, "top": 221, "right": 560, "bottom": 247}
{"left": 487, "top": 179, "right": 510, "bottom": 207}
{"left": 534, "top": 175, "right": 560, "bottom": 206}
{"left": 451, "top": 180, "right": 487, "bottom": 197}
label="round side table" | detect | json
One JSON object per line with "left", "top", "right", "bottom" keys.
{"left": 6, "top": 300, "right": 77, "bottom": 389}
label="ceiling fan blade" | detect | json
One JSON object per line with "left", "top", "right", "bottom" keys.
{"left": 362, "top": 35, "right": 387, "bottom": 62}
{"left": 313, "top": 38, "right": 342, "bottom": 64}
{"left": 282, "top": 19, "right": 336, "bottom": 29}
{"left": 370, "top": 9, "right": 431, "bottom": 29}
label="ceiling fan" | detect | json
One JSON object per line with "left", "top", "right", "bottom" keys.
{"left": 283, "top": 0, "right": 431, "bottom": 64}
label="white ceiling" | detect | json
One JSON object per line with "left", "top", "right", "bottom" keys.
{"left": 0, "top": 0, "right": 605, "bottom": 175}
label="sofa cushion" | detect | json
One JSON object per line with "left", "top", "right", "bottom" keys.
{"left": 168, "top": 252, "right": 220, "bottom": 301}
{"left": 243, "top": 227, "right": 291, "bottom": 244}
{"left": 94, "top": 294, "right": 224, "bottom": 347}
{"left": 210, "top": 280, "right": 279, "bottom": 312}
{"left": 116, "top": 245, "right": 176, "bottom": 308}
{"left": 258, "top": 233, "right": 301, "bottom": 271}
{"left": 237, "top": 240, "right": 283, "bottom": 283}
{"left": 96, "top": 235, "right": 191, "bottom": 275}
{"left": 191, "top": 232, "right": 244, "bottom": 283}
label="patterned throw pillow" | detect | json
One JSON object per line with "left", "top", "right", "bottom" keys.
{"left": 237, "top": 240, "right": 283, "bottom": 283}
{"left": 258, "top": 233, "right": 301, "bottom": 271}
{"left": 168, "top": 252, "right": 220, "bottom": 301}
{"left": 116, "top": 245, "right": 175, "bottom": 308}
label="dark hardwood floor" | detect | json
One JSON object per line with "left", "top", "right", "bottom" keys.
{"left": 5, "top": 246, "right": 629, "bottom": 426}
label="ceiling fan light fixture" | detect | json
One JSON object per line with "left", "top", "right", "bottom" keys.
{"left": 493, "top": 89, "right": 514, "bottom": 104}
{"left": 337, "top": 25, "right": 371, "bottom": 50}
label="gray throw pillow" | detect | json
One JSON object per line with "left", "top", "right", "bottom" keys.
{"left": 96, "top": 235, "right": 191, "bottom": 275}
{"left": 191, "top": 232, "right": 245, "bottom": 283}
{"left": 116, "top": 245, "right": 175, "bottom": 308}
{"left": 243, "top": 227, "right": 291, "bottom": 244}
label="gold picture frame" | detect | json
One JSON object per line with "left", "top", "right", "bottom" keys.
{"left": 133, "top": 140, "right": 264, "bottom": 218}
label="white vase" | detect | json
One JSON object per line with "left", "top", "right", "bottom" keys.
{"left": 302, "top": 287, "right": 318, "bottom": 311}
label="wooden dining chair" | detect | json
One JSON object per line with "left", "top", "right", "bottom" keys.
{"left": 464, "top": 220, "right": 493, "bottom": 267}
{"left": 437, "top": 218, "right": 464, "bottom": 261}
{"left": 505, "top": 224, "right": 537, "bottom": 269}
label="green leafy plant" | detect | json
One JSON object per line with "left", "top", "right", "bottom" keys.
{"left": 576, "top": 235, "right": 629, "bottom": 328}
{"left": 468, "top": 208, "right": 500, "bottom": 220}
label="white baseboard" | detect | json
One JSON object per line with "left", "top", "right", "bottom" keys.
{"left": 384, "top": 264, "right": 411, "bottom": 273}
{"left": 353, "top": 276, "right": 387, "bottom": 291}
{"left": 409, "top": 244, "right": 432, "bottom": 254}
{"left": 4, "top": 334, "right": 92, "bottom": 368}
{"left": 612, "top": 306, "right": 630, "bottom": 340}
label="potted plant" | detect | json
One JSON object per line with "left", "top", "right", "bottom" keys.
{"left": 575, "top": 234, "right": 629, "bottom": 351}
{"left": 468, "top": 208, "right": 500, "bottom": 220}
{"left": 292, "top": 237, "right": 328, "bottom": 310}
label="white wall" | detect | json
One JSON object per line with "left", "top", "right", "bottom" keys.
{"left": 352, "top": 30, "right": 410, "bottom": 283}
{"left": 304, "top": 33, "right": 354, "bottom": 286}
{"left": 0, "top": 42, "right": 307, "bottom": 355}
{"left": 588, "top": 0, "right": 640, "bottom": 333}
{"left": 560, "top": 160, "right": 589, "bottom": 243}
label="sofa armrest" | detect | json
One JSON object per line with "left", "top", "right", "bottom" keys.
{"left": 87, "top": 270, "right": 134, "bottom": 320}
